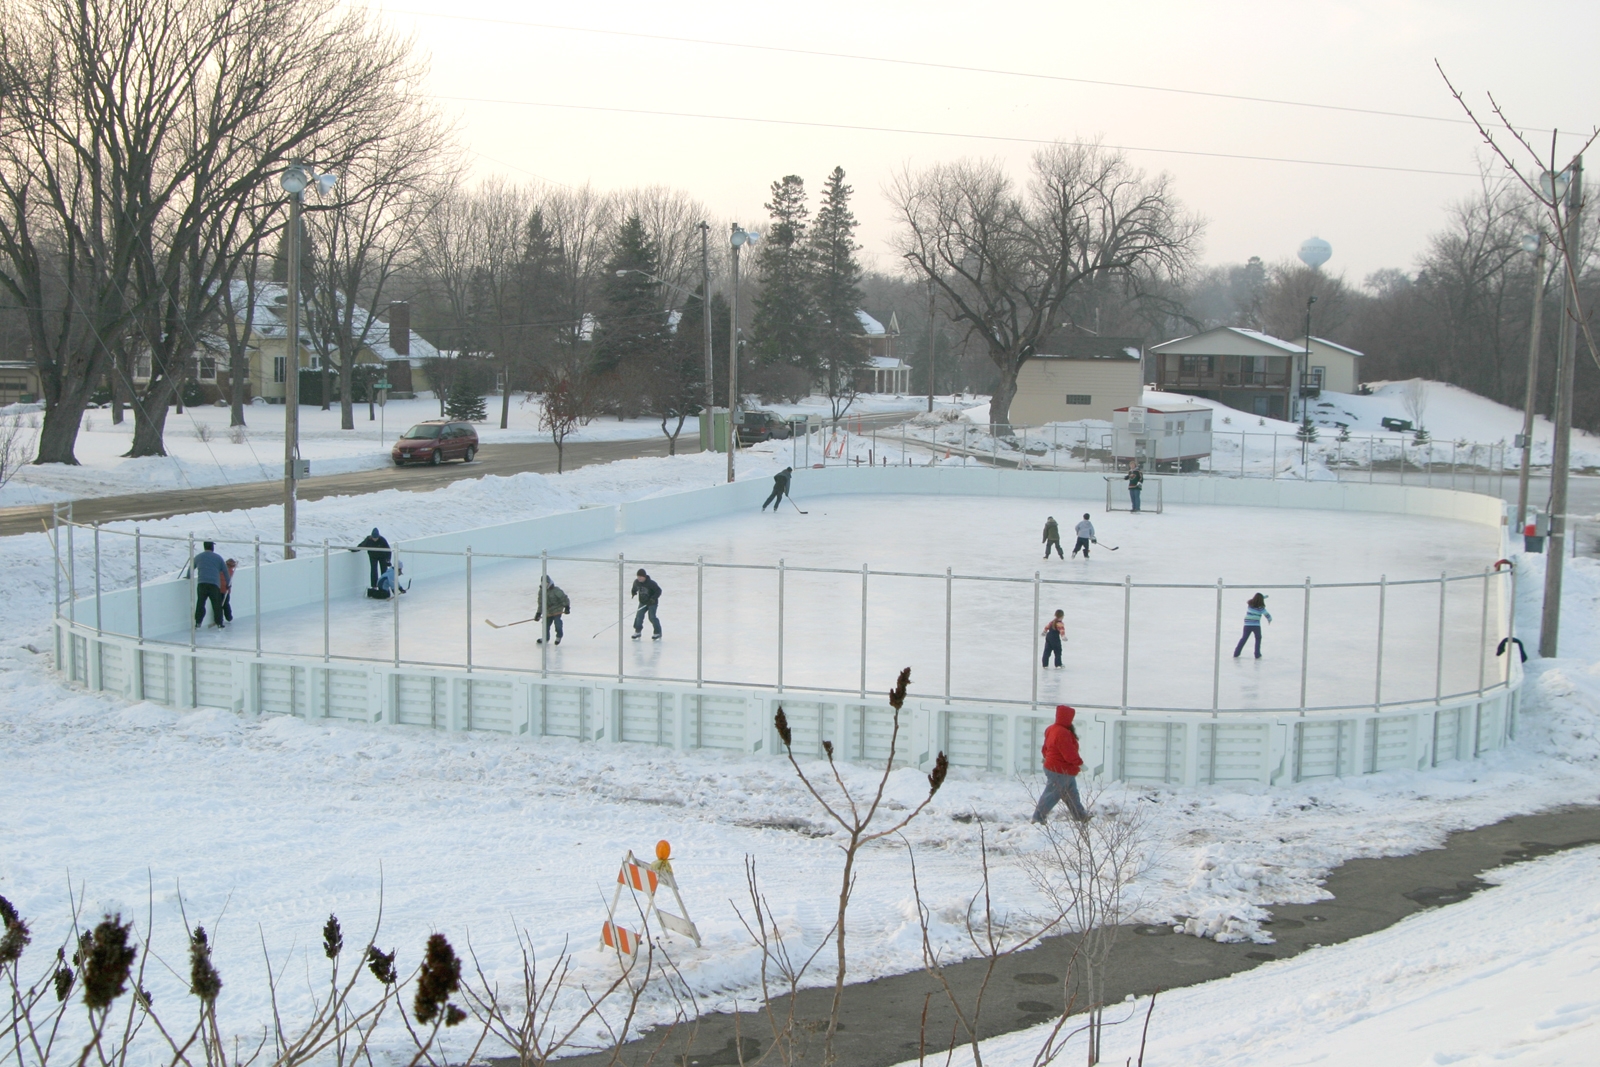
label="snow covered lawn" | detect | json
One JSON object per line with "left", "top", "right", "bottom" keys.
{"left": 3, "top": 450, "right": 1599, "bottom": 1062}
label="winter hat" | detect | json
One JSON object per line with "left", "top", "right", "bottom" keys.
{"left": 371, "top": 528, "right": 380, "bottom": 536}
{"left": 637, "top": 569, "right": 648, "bottom": 577}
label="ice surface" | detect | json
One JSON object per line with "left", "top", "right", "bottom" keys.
{"left": 167, "top": 495, "right": 1506, "bottom": 713}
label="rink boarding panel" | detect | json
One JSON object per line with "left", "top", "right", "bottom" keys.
{"left": 52, "top": 467, "right": 1522, "bottom": 788}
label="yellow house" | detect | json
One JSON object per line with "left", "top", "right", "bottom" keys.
{"left": 1294, "top": 336, "right": 1364, "bottom": 395}
{"left": 1009, "top": 338, "right": 1144, "bottom": 425}
{"left": 0, "top": 360, "right": 41, "bottom": 405}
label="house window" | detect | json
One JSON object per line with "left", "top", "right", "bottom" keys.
{"left": 1064, "top": 394, "right": 1091, "bottom": 405}
{"left": 135, "top": 355, "right": 152, "bottom": 380}
{"left": 1180, "top": 355, "right": 1214, "bottom": 377}
{"left": 1309, "top": 366, "right": 1325, "bottom": 389}
{"left": 273, "top": 356, "right": 286, "bottom": 384}
{"left": 197, "top": 357, "right": 216, "bottom": 382}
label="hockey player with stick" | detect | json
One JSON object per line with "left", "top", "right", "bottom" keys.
{"left": 630, "top": 568, "right": 662, "bottom": 640}
{"left": 762, "top": 467, "right": 793, "bottom": 512}
{"left": 534, "top": 575, "right": 570, "bottom": 645}
{"left": 1125, "top": 464, "right": 1144, "bottom": 513}
{"left": 1042, "top": 516, "right": 1063, "bottom": 559}
{"left": 1071, "top": 514, "right": 1096, "bottom": 559}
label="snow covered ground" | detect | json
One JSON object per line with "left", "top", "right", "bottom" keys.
{"left": 0, "top": 393, "right": 955, "bottom": 507}
{"left": 888, "top": 841, "right": 1600, "bottom": 1067}
{"left": 163, "top": 496, "right": 1504, "bottom": 714}
{"left": 4, "top": 448, "right": 1599, "bottom": 1064}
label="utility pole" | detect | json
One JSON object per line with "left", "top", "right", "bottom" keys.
{"left": 1516, "top": 233, "right": 1548, "bottom": 531}
{"left": 700, "top": 222, "right": 714, "bottom": 421}
{"left": 282, "top": 168, "right": 304, "bottom": 560}
{"left": 728, "top": 225, "right": 743, "bottom": 483}
{"left": 926, "top": 278, "right": 936, "bottom": 414}
{"left": 1540, "top": 156, "right": 1583, "bottom": 659}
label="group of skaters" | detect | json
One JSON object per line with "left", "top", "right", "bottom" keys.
{"left": 529, "top": 568, "right": 662, "bottom": 645}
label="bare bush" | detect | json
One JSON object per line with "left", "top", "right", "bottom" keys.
{"left": 0, "top": 415, "right": 37, "bottom": 488}
{"left": 193, "top": 423, "right": 213, "bottom": 443}
{"left": 228, "top": 425, "right": 247, "bottom": 445}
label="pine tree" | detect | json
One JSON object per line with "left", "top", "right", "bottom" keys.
{"left": 1295, "top": 417, "right": 1318, "bottom": 443}
{"left": 592, "top": 214, "right": 670, "bottom": 376}
{"left": 751, "top": 175, "right": 817, "bottom": 374}
{"left": 808, "top": 167, "right": 867, "bottom": 419}
{"left": 445, "top": 372, "right": 486, "bottom": 421}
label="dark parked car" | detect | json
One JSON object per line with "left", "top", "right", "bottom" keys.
{"left": 737, "top": 410, "right": 793, "bottom": 445}
{"left": 392, "top": 420, "right": 479, "bottom": 466}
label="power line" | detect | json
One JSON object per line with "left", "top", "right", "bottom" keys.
{"left": 387, "top": 8, "right": 1551, "bottom": 133}
{"left": 434, "top": 93, "right": 1482, "bottom": 179}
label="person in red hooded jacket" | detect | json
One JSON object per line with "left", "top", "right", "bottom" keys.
{"left": 1031, "top": 705, "right": 1089, "bottom": 824}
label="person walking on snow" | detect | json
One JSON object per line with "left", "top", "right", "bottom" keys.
{"left": 1042, "top": 609, "right": 1066, "bottom": 668}
{"left": 1042, "top": 516, "right": 1063, "bottom": 559}
{"left": 1031, "top": 705, "right": 1089, "bottom": 823}
{"left": 1125, "top": 464, "right": 1144, "bottom": 513}
{"left": 1232, "top": 592, "right": 1272, "bottom": 658}
{"left": 762, "top": 467, "right": 793, "bottom": 511}
{"left": 192, "top": 541, "right": 227, "bottom": 629}
{"left": 1071, "top": 514, "right": 1096, "bottom": 559}
{"left": 631, "top": 568, "right": 662, "bottom": 640}
{"left": 534, "top": 575, "right": 570, "bottom": 645}
{"left": 353, "top": 528, "right": 391, "bottom": 589}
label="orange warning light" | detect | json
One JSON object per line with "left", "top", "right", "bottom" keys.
{"left": 656, "top": 839, "right": 672, "bottom": 861}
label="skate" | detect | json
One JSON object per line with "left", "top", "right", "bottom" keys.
{"left": 555, "top": 637, "right": 562, "bottom": 645}
{"left": 631, "top": 632, "right": 641, "bottom": 640}
{"left": 652, "top": 633, "right": 661, "bottom": 641}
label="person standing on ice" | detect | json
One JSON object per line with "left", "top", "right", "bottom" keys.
{"left": 1232, "top": 592, "right": 1272, "bottom": 658}
{"left": 631, "top": 568, "right": 663, "bottom": 640}
{"left": 353, "top": 528, "right": 391, "bottom": 589}
{"left": 1031, "top": 705, "right": 1089, "bottom": 824}
{"left": 1042, "top": 609, "right": 1066, "bottom": 668}
{"left": 192, "top": 541, "right": 228, "bottom": 629}
{"left": 762, "top": 467, "right": 793, "bottom": 511}
{"left": 534, "top": 575, "right": 570, "bottom": 645}
{"left": 1125, "top": 464, "right": 1144, "bottom": 513}
{"left": 1071, "top": 514, "right": 1096, "bottom": 559}
{"left": 220, "top": 559, "right": 238, "bottom": 623}
{"left": 1042, "top": 516, "right": 1063, "bottom": 559}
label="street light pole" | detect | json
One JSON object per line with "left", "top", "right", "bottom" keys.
{"left": 728, "top": 224, "right": 759, "bottom": 483}
{"left": 281, "top": 163, "right": 305, "bottom": 560}
{"left": 700, "top": 222, "right": 715, "bottom": 427}
{"left": 1541, "top": 156, "right": 1583, "bottom": 659}
{"left": 1515, "top": 231, "right": 1548, "bottom": 531}
{"left": 926, "top": 278, "right": 936, "bottom": 414}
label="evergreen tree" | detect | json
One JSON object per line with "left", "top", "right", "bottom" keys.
{"left": 808, "top": 167, "right": 868, "bottom": 418}
{"left": 592, "top": 214, "right": 670, "bottom": 375}
{"left": 1295, "top": 417, "right": 1319, "bottom": 443}
{"left": 445, "top": 372, "right": 487, "bottom": 421}
{"left": 751, "top": 175, "right": 816, "bottom": 373}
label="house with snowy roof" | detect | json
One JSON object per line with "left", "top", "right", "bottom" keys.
{"left": 1148, "top": 326, "right": 1311, "bottom": 422}
{"left": 1293, "top": 335, "right": 1364, "bottom": 395}
{"left": 1010, "top": 335, "right": 1144, "bottom": 425}
{"left": 168, "top": 282, "right": 441, "bottom": 403}
{"left": 850, "top": 310, "right": 912, "bottom": 394}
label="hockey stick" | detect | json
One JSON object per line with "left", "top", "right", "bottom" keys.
{"left": 592, "top": 618, "right": 621, "bottom": 639}
{"left": 1093, "top": 539, "right": 1120, "bottom": 552}
{"left": 787, "top": 495, "right": 808, "bottom": 515}
{"left": 485, "top": 616, "right": 539, "bottom": 629}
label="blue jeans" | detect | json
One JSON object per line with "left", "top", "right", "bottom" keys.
{"left": 1042, "top": 632, "right": 1062, "bottom": 667}
{"left": 1233, "top": 625, "right": 1262, "bottom": 657}
{"left": 1032, "top": 770, "right": 1088, "bottom": 823}
{"left": 634, "top": 603, "right": 660, "bottom": 636}
{"left": 1129, "top": 487, "right": 1142, "bottom": 512}
{"left": 542, "top": 614, "right": 563, "bottom": 641}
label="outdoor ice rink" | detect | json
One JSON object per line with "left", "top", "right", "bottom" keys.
{"left": 171, "top": 494, "right": 1508, "bottom": 713}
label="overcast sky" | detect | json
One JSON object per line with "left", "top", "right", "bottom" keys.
{"left": 377, "top": 0, "right": 1598, "bottom": 285}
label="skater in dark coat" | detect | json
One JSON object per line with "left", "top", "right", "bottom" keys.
{"left": 353, "top": 528, "right": 391, "bottom": 589}
{"left": 1071, "top": 514, "right": 1095, "bottom": 559}
{"left": 630, "top": 568, "right": 662, "bottom": 639}
{"left": 192, "top": 541, "right": 227, "bottom": 629}
{"left": 1125, "top": 464, "right": 1144, "bottom": 512}
{"left": 1041, "top": 609, "right": 1065, "bottom": 668}
{"left": 1031, "top": 705, "right": 1089, "bottom": 823}
{"left": 1042, "top": 516, "right": 1063, "bottom": 559}
{"left": 1232, "top": 592, "right": 1272, "bottom": 658}
{"left": 762, "top": 468, "right": 793, "bottom": 511}
{"left": 534, "top": 575, "right": 570, "bottom": 644}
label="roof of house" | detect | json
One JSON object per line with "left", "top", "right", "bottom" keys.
{"left": 1301, "top": 335, "right": 1365, "bottom": 357}
{"left": 1114, "top": 405, "right": 1212, "bottom": 414}
{"left": 855, "top": 310, "right": 886, "bottom": 336}
{"left": 231, "top": 281, "right": 440, "bottom": 363}
{"left": 1027, "top": 336, "right": 1143, "bottom": 362}
{"left": 868, "top": 355, "right": 909, "bottom": 370}
{"left": 1150, "top": 326, "right": 1305, "bottom": 356}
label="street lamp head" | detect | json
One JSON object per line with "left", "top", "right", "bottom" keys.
{"left": 1520, "top": 232, "right": 1540, "bottom": 254}
{"left": 1539, "top": 168, "right": 1572, "bottom": 203}
{"left": 730, "top": 226, "right": 761, "bottom": 249}
{"left": 314, "top": 173, "right": 338, "bottom": 197}
{"left": 615, "top": 269, "right": 630, "bottom": 277}
{"left": 279, "top": 163, "right": 308, "bottom": 195}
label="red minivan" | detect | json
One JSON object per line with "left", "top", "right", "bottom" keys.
{"left": 391, "top": 420, "right": 480, "bottom": 466}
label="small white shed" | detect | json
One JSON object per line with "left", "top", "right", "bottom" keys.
{"left": 1112, "top": 405, "right": 1213, "bottom": 470}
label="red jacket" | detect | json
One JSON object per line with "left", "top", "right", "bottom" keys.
{"left": 1042, "top": 705, "right": 1083, "bottom": 776}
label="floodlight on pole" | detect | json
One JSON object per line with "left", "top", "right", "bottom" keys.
{"left": 1515, "top": 231, "right": 1547, "bottom": 532}
{"left": 727, "top": 225, "right": 759, "bottom": 483}
{"left": 278, "top": 159, "right": 337, "bottom": 561}
{"left": 1538, "top": 168, "right": 1572, "bottom": 203}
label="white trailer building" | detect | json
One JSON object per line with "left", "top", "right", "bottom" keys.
{"left": 1112, "top": 404, "right": 1213, "bottom": 471}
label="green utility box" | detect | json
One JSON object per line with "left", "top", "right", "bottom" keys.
{"left": 700, "top": 407, "right": 731, "bottom": 452}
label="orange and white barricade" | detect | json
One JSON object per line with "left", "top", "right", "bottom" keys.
{"left": 599, "top": 841, "right": 702, "bottom": 960}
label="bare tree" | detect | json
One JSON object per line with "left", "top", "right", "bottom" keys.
{"left": 0, "top": 413, "right": 35, "bottom": 491}
{"left": 890, "top": 142, "right": 1201, "bottom": 426}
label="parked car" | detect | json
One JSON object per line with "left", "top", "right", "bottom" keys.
{"left": 737, "top": 410, "right": 793, "bottom": 445}
{"left": 392, "top": 420, "right": 479, "bottom": 466}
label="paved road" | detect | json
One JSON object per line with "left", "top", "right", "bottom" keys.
{"left": 0, "top": 435, "right": 697, "bottom": 536}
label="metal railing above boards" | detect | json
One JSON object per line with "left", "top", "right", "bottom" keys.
{"left": 51, "top": 516, "right": 1521, "bottom": 721}
{"left": 799, "top": 417, "right": 1517, "bottom": 494}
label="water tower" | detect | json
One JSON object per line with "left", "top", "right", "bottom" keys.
{"left": 1298, "top": 236, "right": 1332, "bottom": 270}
